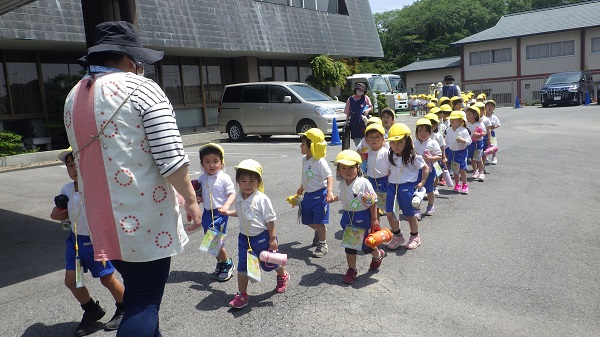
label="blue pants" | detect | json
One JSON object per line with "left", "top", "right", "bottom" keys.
{"left": 341, "top": 209, "right": 374, "bottom": 254}
{"left": 301, "top": 188, "right": 329, "bottom": 225}
{"left": 112, "top": 257, "right": 171, "bottom": 337}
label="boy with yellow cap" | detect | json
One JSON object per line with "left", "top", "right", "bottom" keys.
{"left": 445, "top": 111, "right": 472, "bottom": 193}
{"left": 297, "top": 128, "right": 334, "bottom": 258}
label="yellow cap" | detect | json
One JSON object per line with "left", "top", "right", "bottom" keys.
{"left": 448, "top": 110, "right": 466, "bottom": 121}
{"left": 365, "top": 123, "right": 385, "bottom": 136}
{"left": 424, "top": 113, "right": 440, "bottom": 123}
{"left": 58, "top": 147, "right": 73, "bottom": 163}
{"left": 366, "top": 116, "right": 383, "bottom": 126}
{"left": 234, "top": 159, "right": 264, "bottom": 192}
{"left": 429, "top": 107, "right": 441, "bottom": 115}
{"left": 485, "top": 99, "right": 496, "bottom": 106}
{"left": 334, "top": 150, "right": 362, "bottom": 166}
{"left": 440, "top": 104, "right": 452, "bottom": 112}
{"left": 387, "top": 123, "right": 411, "bottom": 141}
{"left": 427, "top": 102, "right": 436, "bottom": 109}
{"left": 476, "top": 94, "right": 485, "bottom": 100}
{"left": 430, "top": 97, "right": 438, "bottom": 103}
{"left": 416, "top": 118, "right": 432, "bottom": 127}
{"left": 450, "top": 96, "right": 461, "bottom": 103}
{"left": 299, "top": 128, "right": 327, "bottom": 160}
{"left": 439, "top": 96, "right": 450, "bottom": 106}
{"left": 474, "top": 101, "right": 485, "bottom": 110}
{"left": 199, "top": 143, "right": 225, "bottom": 165}
{"left": 466, "top": 105, "right": 480, "bottom": 116}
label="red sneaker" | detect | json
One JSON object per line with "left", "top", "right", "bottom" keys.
{"left": 369, "top": 249, "right": 385, "bottom": 270}
{"left": 343, "top": 268, "right": 358, "bottom": 284}
{"left": 275, "top": 272, "right": 290, "bottom": 293}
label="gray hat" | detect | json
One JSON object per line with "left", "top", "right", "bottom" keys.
{"left": 82, "top": 21, "right": 164, "bottom": 66}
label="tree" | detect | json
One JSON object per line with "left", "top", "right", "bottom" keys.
{"left": 306, "top": 54, "right": 351, "bottom": 94}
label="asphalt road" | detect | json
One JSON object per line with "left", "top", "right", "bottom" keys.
{"left": 1, "top": 105, "right": 599, "bottom": 337}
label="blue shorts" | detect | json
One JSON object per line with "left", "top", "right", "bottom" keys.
{"left": 467, "top": 140, "right": 485, "bottom": 159}
{"left": 341, "top": 209, "right": 373, "bottom": 252}
{"left": 491, "top": 130, "right": 496, "bottom": 137}
{"left": 482, "top": 136, "right": 490, "bottom": 151}
{"left": 446, "top": 148, "right": 468, "bottom": 171}
{"left": 386, "top": 182, "right": 416, "bottom": 217}
{"left": 237, "top": 231, "right": 279, "bottom": 273}
{"left": 202, "top": 208, "right": 229, "bottom": 234}
{"left": 417, "top": 166, "right": 436, "bottom": 193}
{"left": 367, "top": 176, "right": 388, "bottom": 194}
{"left": 66, "top": 232, "right": 114, "bottom": 278}
{"left": 301, "top": 188, "right": 329, "bottom": 225}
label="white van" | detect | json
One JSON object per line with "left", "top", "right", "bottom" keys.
{"left": 346, "top": 73, "right": 404, "bottom": 113}
{"left": 381, "top": 74, "right": 409, "bottom": 110}
{"left": 218, "top": 82, "right": 347, "bottom": 141}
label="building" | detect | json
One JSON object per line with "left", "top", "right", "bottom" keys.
{"left": 394, "top": 56, "right": 460, "bottom": 95}
{"left": 0, "top": 0, "right": 382, "bottom": 148}
{"left": 394, "top": 1, "right": 600, "bottom": 104}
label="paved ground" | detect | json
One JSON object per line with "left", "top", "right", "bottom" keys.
{"left": 1, "top": 105, "right": 599, "bottom": 337}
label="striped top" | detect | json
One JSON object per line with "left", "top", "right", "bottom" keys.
{"left": 64, "top": 71, "right": 189, "bottom": 262}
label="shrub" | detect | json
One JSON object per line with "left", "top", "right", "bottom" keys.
{"left": 0, "top": 131, "right": 28, "bottom": 157}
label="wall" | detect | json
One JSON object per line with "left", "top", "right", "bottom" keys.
{"left": 405, "top": 68, "right": 461, "bottom": 94}
{"left": 463, "top": 39, "right": 517, "bottom": 81}
{"left": 585, "top": 27, "right": 600, "bottom": 70}
{"left": 521, "top": 31, "right": 580, "bottom": 76}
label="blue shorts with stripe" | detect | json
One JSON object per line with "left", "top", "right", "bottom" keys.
{"left": 237, "top": 231, "right": 279, "bottom": 273}
{"left": 202, "top": 208, "right": 229, "bottom": 234}
{"left": 386, "top": 182, "right": 416, "bottom": 217}
{"left": 65, "top": 232, "right": 114, "bottom": 278}
{"left": 445, "top": 148, "right": 468, "bottom": 171}
{"left": 301, "top": 187, "right": 329, "bottom": 225}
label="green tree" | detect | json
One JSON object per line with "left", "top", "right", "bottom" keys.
{"left": 306, "top": 54, "right": 351, "bottom": 94}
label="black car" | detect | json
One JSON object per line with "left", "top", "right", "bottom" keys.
{"left": 540, "top": 71, "right": 595, "bottom": 107}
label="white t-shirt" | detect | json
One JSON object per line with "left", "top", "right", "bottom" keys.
{"left": 467, "top": 121, "right": 486, "bottom": 141}
{"left": 431, "top": 131, "right": 446, "bottom": 148}
{"left": 445, "top": 126, "right": 472, "bottom": 151}
{"left": 388, "top": 154, "right": 426, "bottom": 184}
{"left": 234, "top": 191, "right": 277, "bottom": 237}
{"left": 414, "top": 138, "right": 442, "bottom": 169}
{"left": 301, "top": 156, "right": 332, "bottom": 193}
{"left": 199, "top": 170, "right": 236, "bottom": 210}
{"left": 357, "top": 138, "right": 389, "bottom": 152}
{"left": 366, "top": 147, "right": 391, "bottom": 179}
{"left": 487, "top": 114, "right": 501, "bottom": 127}
{"left": 337, "top": 176, "right": 377, "bottom": 212}
{"left": 437, "top": 122, "right": 448, "bottom": 137}
{"left": 480, "top": 116, "right": 492, "bottom": 138}
{"left": 59, "top": 182, "right": 90, "bottom": 236}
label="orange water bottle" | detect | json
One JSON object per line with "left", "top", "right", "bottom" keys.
{"left": 364, "top": 228, "right": 393, "bottom": 248}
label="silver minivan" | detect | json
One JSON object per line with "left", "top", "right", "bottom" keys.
{"left": 218, "top": 82, "right": 347, "bottom": 141}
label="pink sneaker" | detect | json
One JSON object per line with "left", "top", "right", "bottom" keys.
{"left": 461, "top": 184, "right": 469, "bottom": 194}
{"left": 229, "top": 292, "right": 249, "bottom": 309}
{"left": 275, "top": 272, "right": 290, "bottom": 293}
{"left": 472, "top": 171, "right": 479, "bottom": 180}
{"left": 387, "top": 234, "right": 405, "bottom": 250}
{"left": 404, "top": 235, "right": 421, "bottom": 250}
{"left": 453, "top": 184, "right": 461, "bottom": 193}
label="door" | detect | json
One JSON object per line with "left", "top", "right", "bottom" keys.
{"left": 240, "top": 85, "right": 269, "bottom": 134}
{"left": 266, "top": 85, "right": 297, "bottom": 134}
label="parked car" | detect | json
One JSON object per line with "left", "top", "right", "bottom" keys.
{"left": 540, "top": 71, "right": 595, "bottom": 107}
{"left": 218, "top": 82, "right": 347, "bottom": 141}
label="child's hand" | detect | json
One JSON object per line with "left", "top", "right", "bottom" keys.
{"left": 296, "top": 187, "right": 304, "bottom": 195}
{"left": 269, "top": 237, "right": 278, "bottom": 251}
{"left": 55, "top": 208, "right": 69, "bottom": 221}
{"left": 415, "top": 182, "right": 424, "bottom": 190}
{"left": 220, "top": 209, "right": 236, "bottom": 216}
{"left": 442, "top": 157, "right": 447, "bottom": 165}
{"left": 371, "top": 218, "right": 380, "bottom": 231}
{"left": 326, "top": 191, "right": 335, "bottom": 203}
{"left": 196, "top": 196, "right": 203, "bottom": 204}
{"left": 456, "top": 137, "right": 466, "bottom": 144}
{"left": 218, "top": 205, "right": 229, "bottom": 214}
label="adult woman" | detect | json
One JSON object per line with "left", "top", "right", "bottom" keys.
{"left": 63, "top": 21, "right": 201, "bottom": 337}
{"left": 344, "top": 83, "right": 373, "bottom": 147}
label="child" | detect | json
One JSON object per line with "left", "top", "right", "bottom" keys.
{"left": 445, "top": 111, "right": 472, "bottom": 193}
{"left": 363, "top": 123, "right": 391, "bottom": 218}
{"left": 50, "top": 148, "right": 124, "bottom": 337}
{"left": 414, "top": 118, "right": 442, "bottom": 217}
{"left": 475, "top": 101, "right": 492, "bottom": 169}
{"left": 192, "top": 143, "right": 236, "bottom": 281}
{"left": 425, "top": 111, "right": 447, "bottom": 189}
{"left": 466, "top": 106, "right": 486, "bottom": 182}
{"left": 484, "top": 100, "right": 501, "bottom": 164}
{"left": 329, "top": 150, "right": 385, "bottom": 284}
{"left": 438, "top": 96, "right": 451, "bottom": 108}
{"left": 297, "top": 128, "right": 334, "bottom": 257}
{"left": 380, "top": 107, "right": 395, "bottom": 138}
{"left": 451, "top": 96, "right": 463, "bottom": 111}
{"left": 439, "top": 104, "right": 452, "bottom": 131}
{"left": 386, "top": 123, "right": 429, "bottom": 250}
{"left": 224, "top": 159, "right": 289, "bottom": 308}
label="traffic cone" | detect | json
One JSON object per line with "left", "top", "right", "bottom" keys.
{"left": 584, "top": 92, "right": 591, "bottom": 106}
{"left": 514, "top": 95, "right": 521, "bottom": 109}
{"left": 329, "top": 118, "right": 342, "bottom": 146}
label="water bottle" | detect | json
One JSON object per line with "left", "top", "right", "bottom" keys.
{"left": 411, "top": 187, "right": 426, "bottom": 208}
{"left": 259, "top": 251, "right": 288, "bottom": 266}
{"left": 54, "top": 194, "right": 71, "bottom": 231}
{"left": 364, "top": 228, "right": 393, "bottom": 248}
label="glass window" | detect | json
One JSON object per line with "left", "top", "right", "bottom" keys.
{"left": 222, "top": 86, "right": 243, "bottom": 103}
{"left": 479, "top": 50, "right": 491, "bottom": 64}
{"left": 5, "top": 52, "right": 42, "bottom": 115}
{"left": 291, "top": 0, "right": 302, "bottom": 7}
{"left": 286, "top": 65, "right": 299, "bottom": 82}
{"left": 162, "top": 57, "right": 184, "bottom": 106}
{"left": 304, "top": 0, "right": 316, "bottom": 10}
{"left": 592, "top": 37, "right": 600, "bottom": 53}
{"left": 268, "top": 85, "right": 292, "bottom": 102}
{"left": 550, "top": 42, "right": 562, "bottom": 57}
{"left": 274, "top": 60, "right": 285, "bottom": 81}
{"left": 470, "top": 51, "right": 480, "bottom": 65}
{"left": 41, "top": 62, "right": 83, "bottom": 116}
{"left": 203, "top": 65, "right": 223, "bottom": 105}
{"left": 241, "top": 85, "right": 268, "bottom": 103}
{"left": 144, "top": 64, "right": 160, "bottom": 84}
{"left": 563, "top": 40, "right": 575, "bottom": 56}
{"left": 0, "top": 64, "right": 7, "bottom": 115}
{"left": 288, "top": 84, "right": 332, "bottom": 101}
{"left": 182, "top": 64, "right": 201, "bottom": 105}
{"left": 538, "top": 43, "right": 549, "bottom": 58}
{"left": 526, "top": 45, "right": 537, "bottom": 60}
{"left": 299, "top": 65, "right": 312, "bottom": 82}
{"left": 259, "top": 61, "right": 273, "bottom": 81}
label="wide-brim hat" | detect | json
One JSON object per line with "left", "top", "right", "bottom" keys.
{"left": 58, "top": 147, "right": 73, "bottom": 163}
{"left": 444, "top": 75, "right": 455, "bottom": 82}
{"left": 82, "top": 21, "right": 164, "bottom": 66}
{"left": 353, "top": 83, "right": 367, "bottom": 93}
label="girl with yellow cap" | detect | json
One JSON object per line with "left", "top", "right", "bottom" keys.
{"left": 445, "top": 111, "right": 472, "bottom": 193}
{"left": 466, "top": 106, "right": 487, "bottom": 182}
{"left": 223, "top": 159, "right": 290, "bottom": 308}
{"left": 414, "top": 118, "right": 443, "bottom": 217}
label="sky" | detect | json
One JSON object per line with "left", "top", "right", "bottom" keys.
{"left": 369, "top": 0, "right": 415, "bottom": 13}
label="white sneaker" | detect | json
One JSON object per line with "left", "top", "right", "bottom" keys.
{"left": 433, "top": 188, "right": 439, "bottom": 196}
{"left": 387, "top": 235, "right": 406, "bottom": 250}
{"left": 472, "top": 171, "right": 480, "bottom": 180}
{"left": 478, "top": 173, "right": 485, "bottom": 182}
{"left": 492, "top": 157, "right": 498, "bottom": 165}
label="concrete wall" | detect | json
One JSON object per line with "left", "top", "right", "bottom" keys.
{"left": 406, "top": 68, "right": 461, "bottom": 94}
{"left": 463, "top": 39, "right": 517, "bottom": 81}
{"left": 585, "top": 27, "right": 600, "bottom": 70}
{"left": 521, "top": 30, "right": 581, "bottom": 76}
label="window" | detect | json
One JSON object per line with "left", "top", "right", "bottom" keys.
{"left": 256, "top": 0, "right": 346, "bottom": 14}
{"left": 469, "top": 48, "right": 511, "bottom": 66}
{"left": 0, "top": 63, "right": 7, "bottom": 115}
{"left": 242, "top": 85, "right": 268, "bottom": 103}
{"left": 203, "top": 58, "right": 233, "bottom": 106}
{"left": 40, "top": 54, "right": 84, "bottom": 117}
{"left": 181, "top": 62, "right": 201, "bottom": 105}
{"left": 5, "top": 52, "right": 42, "bottom": 115}
{"left": 273, "top": 60, "right": 285, "bottom": 81}
{"left": 162, "top": 57, "right": 184, "bottom": 105}
{"left": 591, "top": 37, "right": 600, "bottom": 53}
{"left": 222, "top": 86, "right": 243, "bottom": 103}
{"left": 268, "top": 85, "right": 291, "bottom": 102}
{"left": 525, "top": 40, "right": 574, "bottom": 60}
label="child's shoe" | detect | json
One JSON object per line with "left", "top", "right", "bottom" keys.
{"left": 103, "top": 303, "right": 124, "bottom": 331}
{"left": 212, "top": 260, "right": 235, "bottom": 282}
{"left": 433, "top": 188, "right": 439, "bottom": 196}
{"left": 275, "top": 271, "right": 290, "bottom": 293}
{"left": 461, "top": 184, "right": 469, "bottom": 194}
{"left": 492, "top": 157, "right": 498, "bottom": 165}
{"left": 229, "top": 292, "right": 249, "bottom": 309}
{"left": 439, "top": 178, "right": 446, "bottom": 186}
{"left": 343, "top": 268, "right": 358, "bottom": 284}
{"left": 76, "top": 301, "right": 106, "bottom": 337}
{"left": 404, "top": 235, "right": 421, "bottom": 250}
{"left": 425, "top": 204, "right": 434, "bottom": 216}
{"left": 387, "top": 234, "right": 405, "bottom": 250}
{"left": 414, "top": 209, "right": 422, "bottom": 221}
{"left": 369, "top": 249, "right": 385, "bottom": 271}
{"left": 472, "top": 170, "right": 479, "bottom": 180}
{"left": 478, "top": 173, "right": 485, "bottom": 182}
{"left": 312, "top": 242, "right": 328, "bottom": 258}
{"left": 453, "top": 184, "right": 461, "bottom": 193}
